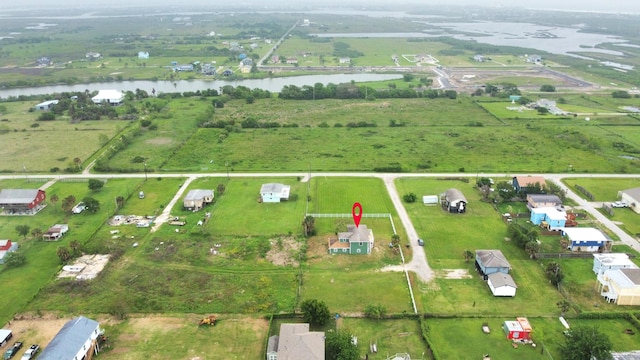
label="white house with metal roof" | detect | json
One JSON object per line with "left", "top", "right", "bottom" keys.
{"left": 562, "top": 227, "right": 611, "bottom": 252}
{"left": 34, "top": 100, "right": 59, "bottom": 111}
{"left": 260, "top": 183, "right": 290, "bottom": 203}
{"left": 38, "top": 316, "right": 102, "bottom": 360}
{"left": 91, "top": 90, "right": 124, "bottom": 106}
{"left": 487, "top": 272, "right": 517, "bottom": 297}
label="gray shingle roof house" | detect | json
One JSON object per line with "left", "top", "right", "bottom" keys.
{"left": 266, "top": 323, "right": 324, "bottom": 360}
{"left": 526, "top": 194, "right": 562, "bottom": 209}
{"left": 38, "top": 316, "right": 102, "bottom": 360}
{"left": 183, "top": 189, "right": 214, "bottom": 211}
{"left": 475, "top": 249, "right": 511, "bottom": 276}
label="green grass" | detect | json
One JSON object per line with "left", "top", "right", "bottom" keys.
{"left": 339, "top": 318, "right": 427, "bottom": 359}
{"left": 98, "top": 315, "right": 269, "bottom": 360}
{"left": 562, "top": 178, "right": 640, "bottom": 201}
{"left": 201, "top": 177, "right": 306, "bottom": 236}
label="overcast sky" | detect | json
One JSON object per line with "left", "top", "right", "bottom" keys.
{"left": 3, "top": 0, "right": 640, "bottom": 14}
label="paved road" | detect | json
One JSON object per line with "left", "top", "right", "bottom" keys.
{"left": 4, "top": 171, "right": 640, "bottom": 281}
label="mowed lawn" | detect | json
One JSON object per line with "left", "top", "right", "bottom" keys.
{"left": 395, "top": 178, "right": 563, "bottom": 315}
{"left": 99, "top": 315, "right": 269, "bottom": 360}
{"left": 0, "top": 178, "right": 141, "bottom": 325}
{"left": 204, "top": 177, "right": 306, "bottom": 236}
{"left": 338, "top": 318, "right": 427, "bottom": 359}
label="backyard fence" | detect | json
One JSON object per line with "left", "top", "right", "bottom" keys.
{"left": 574, "top": 184, "right": 594, "bottom": 200}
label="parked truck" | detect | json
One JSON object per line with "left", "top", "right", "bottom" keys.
{"left": 0, "top": 330, "right": 12, "bottom": 348}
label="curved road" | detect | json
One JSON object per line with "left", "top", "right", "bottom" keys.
{"left": 4, "top": 171, "right": 640, "bottom": 282}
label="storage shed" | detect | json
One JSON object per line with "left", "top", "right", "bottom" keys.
{"left": 503, "top": 317, "right": 532, "bottom": 341}
{"left": 487, "top": 272, "right": 517, "bottom": 297}
{"left": 422, "top": 195, "right": 438, "bottom": 205}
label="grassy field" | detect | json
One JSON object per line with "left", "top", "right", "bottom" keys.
{"left": 99, "top": 315, "right": 269, "bottom": 360}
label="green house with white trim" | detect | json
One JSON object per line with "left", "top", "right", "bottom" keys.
{"left": 328, "top": 224, "right": 374, "bottom": 255}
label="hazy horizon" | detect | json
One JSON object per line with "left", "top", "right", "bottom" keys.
{"left": 2, "top": 0, "right": 640, "bottom": 14}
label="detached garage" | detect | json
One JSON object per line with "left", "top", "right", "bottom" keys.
{"left": 487, "top": 272, "right": 517, "bottom": 297}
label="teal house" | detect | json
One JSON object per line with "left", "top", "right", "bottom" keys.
{"left": 328, "top": 224, "right": 374, "bottom": 255}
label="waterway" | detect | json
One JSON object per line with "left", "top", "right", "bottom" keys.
{"left": 0, "top": 73, "right": 403, "bottom": 99}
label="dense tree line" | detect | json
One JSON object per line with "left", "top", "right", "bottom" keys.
{"left": 278, "top": 83, "right": 456, "bottom": 100}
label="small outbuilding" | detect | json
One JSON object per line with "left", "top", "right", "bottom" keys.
{"left": 487, "top": 272, "right": 517, "bottom": 297}
{"left": 183, "top": 189, "right": 214, "bottom": 211}
{"left": 43, "top": 224, "right": 69, "bottom": 241}
{"left": 260, "top": 183, "right": 290, "bottom": 203}
{"left": 503, "top": 317, "right": 532, "bottom": 341}
{"left": 422, "top": 195, "right": 438, "bottom": 205}
{"left": 440, "top": 188, "right": 467, "bottom": 213}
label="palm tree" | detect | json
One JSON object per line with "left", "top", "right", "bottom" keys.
{"left": 50, "top": 194, "right": 59, "bottom": 212}
{"left": 56, "top": 246, "right": 71, "bottom": 263}
{"left": 302, "top": 216, "right": 315, "bottom": 237}
{"left": 463, "top": 250, "right": 474, "bottom": 263}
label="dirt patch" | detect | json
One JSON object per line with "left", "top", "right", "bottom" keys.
{"left": 145, "top": 137, "right": 174, "bottom": 146}
{"left": 436, "top": 269, "right": 473, "bottom": 279}
{"left": 266, "top": 236, "right": 301, "bottom": 266}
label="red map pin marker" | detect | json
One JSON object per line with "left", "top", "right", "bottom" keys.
{"left": 352, "top": 202, "right": 363, "bottom": 228}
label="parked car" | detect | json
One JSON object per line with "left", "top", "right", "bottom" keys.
{"left": 417, "top": 238, "right": 425, "bottom": 246}
{"left": 611, "top": 201, "right": 628, "bottom": 208}
{"left": 20, "top": 345, "right": 38, "bottom": 360}
{"left": 4, "top": 342, "right": 22, "bottom": 360}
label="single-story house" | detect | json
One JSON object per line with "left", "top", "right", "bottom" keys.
{"left": 36, "top": 56, "right": 52, "bottom": 66}
{"left": 530, "top": 207, "right": 566, "bottom": 230}
{"left": 593, "top": 253, "right": 638, "bottom": 275}
{"left": 618, "top": 188, "right": 640, "bottom": 214}
{"left": 487, "top": 272, "right": 517, "bottom": 297}
{"left": 38, "top": 316, "right": 102, "bottom": 360}
{"left": 85, "top": 52, "right": 101, "bottom": 60}
{"left": 183, "top": 189, "right": 214, "bottom": 211}
{"left": 328, "top": 224, "right": 374, "bottom": 255}
{"left": 422, "top": 195, "right": 438, "bottom": 205}
{"left": 440, "top": 188, "right": 467, "bottom": 213}
{"left": 0, "top": 189, "right": 46, "bottom": 215}
{"left": 527, "top": 54, "right": 542, "bottom": 63}
{"left": 526, "top": 194, "right": 562, "bottom": 209}
{"left": 260, "top": 183, "right": 290, "bottom": 203}
{"left": 512, "top": 176, "right": 546, "bottom": 193}
{"left": 91, "top": 90, "right": 124, "bottom": 106}
{"left": 138, "top": 51, "right": 150, "bottom": 59}
{"left": 503, "top": 317, "right": 532, "bottom": 341}
{"left": 597, "top": 268, "right": 640, "bottom": 305}
{"left": 562, "top": 227, "right": 611, "bottom": 252}
{"left": 475, "top": 249, "right": 511, "bottom": 277}
{"left": 34, "top": 100, "right": 59, "bottom": 111}
{"left": 473, "top": 54, "right": 485, "bottom": 62}
{"left": 339, "top": 57, "right": 351, "bottom": 64}
{"left": 174, "top": 64, "right": 194, "bottom": 72}
{"left": 286, "top": 57, "right": 298, "bottom": 64}
{"left": 266, "top": 323, "right": 324, "bottom": 360}
{"left": 43, "top": 224, "right": 69, "bottom": 241}
{"left": 0, "top": 239, "right": 19, "bottom": 264}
